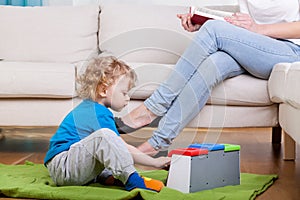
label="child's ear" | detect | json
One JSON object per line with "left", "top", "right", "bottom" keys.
{"left": 97, "top": 85, "right": 107, "bottom": 98}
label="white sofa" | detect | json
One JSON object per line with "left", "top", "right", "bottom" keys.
{"left": 269, "top": 62, "right": 300, "bottom": 160}
{"left": 0, "top": 5, "right": 99, "bottom": 126}
{"left": 0, "top": 3, "right": 284, "bottom": 145}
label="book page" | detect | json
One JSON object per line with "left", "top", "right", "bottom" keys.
{"left": 190, "top": 6, "right": 233, "bottom": 21}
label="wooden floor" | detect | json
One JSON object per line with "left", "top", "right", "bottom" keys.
{"left": 0, "top": 127, "right": 299, "bottom": 200}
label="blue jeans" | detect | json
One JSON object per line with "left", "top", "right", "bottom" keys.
{"left": 144, "top": 20, "right": 300, "bottom": 150}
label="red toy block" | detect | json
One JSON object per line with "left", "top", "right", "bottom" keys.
{"left": 168, "top": 148, "right": 208, "bottom": 157}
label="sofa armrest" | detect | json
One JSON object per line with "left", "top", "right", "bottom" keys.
{"left": 269, "top": 62, "right": 300, "bottom": 160}
{"left": 268, "top": 62, "right": 300, "bottom": 108}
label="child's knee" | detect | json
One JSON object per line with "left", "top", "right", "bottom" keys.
{"left": 92, "top": 128, "right": 117, "bottom": 137}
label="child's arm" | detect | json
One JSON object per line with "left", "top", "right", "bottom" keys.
{"left": 125, "top": 142, "right": 171, "bottom": 169}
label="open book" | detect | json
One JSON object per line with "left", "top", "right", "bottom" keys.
{"left": 190, "top": 6, "right": 233, "bottom": 25}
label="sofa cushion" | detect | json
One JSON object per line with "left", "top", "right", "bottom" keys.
{"left": 0, "top": 5, "right": 100, "bottom": 63}
{"left": 99, "top": 3, "right": 194, "bottom": 64}
{"left": 129, "top": 62, "right": 272, "bottom": 106}
{"left": 0, "top": 61, "right": 76, "bottom": 98}
{"left": 269, "top": 62, "right": 300, "bottom": 108}
{"left": 209, "top": 74, "right": 271, "bottom": 106}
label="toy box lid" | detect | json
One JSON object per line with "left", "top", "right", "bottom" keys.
{"left": 188, "top": 143, "right": 225, "bottom": 151}
{"left": 168, "top": 148, "right": 209, "bottom": 157}
{"left": 188, "top": 143, "right": 240, "bottom": 152}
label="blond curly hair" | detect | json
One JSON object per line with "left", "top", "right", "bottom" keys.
{"left": 76, "top": 56, "right": 137, "bottom": 101}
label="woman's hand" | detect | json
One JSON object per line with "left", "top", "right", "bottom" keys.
{"left": 177, "top": 13, "right": 201, "bottom": 32}
{"left": 225, "top": 12, "right": 300, "bottom": 39}
{"left": 225, "top": 12, "right": 260, "bottom": 33}
{"left": 153, "top": 156, "right": 171, "bottom": 169}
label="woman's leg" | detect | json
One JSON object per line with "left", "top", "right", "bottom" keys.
{"left": 146, "top": 20, "right": 300, "bottom": 114}
{"left": 47, "top": 128, "right": 136, "bottom": 186}
{"left": 122, "top": 20, "right": 300, "bottom": 130}
{"left": 120, "top": 22, "right": 220, "bottom": 128}
{"left": 139, "top": 51, "right": 245, "bottom": 153}
{"left": 140, "top": 20, "right": 300, "bottom": 152}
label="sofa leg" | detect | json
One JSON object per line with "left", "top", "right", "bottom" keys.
{"left": 272, "top": 126, "right": 282, "bottom": 144}
{"left": 0, "top": 128, "right": 4, "bottom": 140}
{"left": 283, "top": 131, "right": 296, "bottom": 161}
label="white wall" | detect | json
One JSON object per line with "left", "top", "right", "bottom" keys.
{"left": 45, "top": 0, "right": 238, "bottom": 6}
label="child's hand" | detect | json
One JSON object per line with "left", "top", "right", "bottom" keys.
{"left": 153, "top": 156, "right": 171, "bottom": 169}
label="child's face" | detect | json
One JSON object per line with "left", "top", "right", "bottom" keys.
{"left": 102, "top": 75, "right": 131, "bottom": 112}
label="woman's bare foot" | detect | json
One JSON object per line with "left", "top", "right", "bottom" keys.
{"left": 137, "top": 141, "right": 159, "bottom": 157}
{"left": 122, "top": 104, "right": 157, "bottom": 129}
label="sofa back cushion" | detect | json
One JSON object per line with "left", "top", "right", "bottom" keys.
{"left": 99, "top": 3, "right": 194, "bottom": 64}
{"left": 0, "top": 5, "right": 100, "bottom": 63}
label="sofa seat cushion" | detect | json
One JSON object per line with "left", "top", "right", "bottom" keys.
{"left": 129, "top": 62, "right": 272, "bottom": 106}
{"left": 0, "top": 5, "right": 100, "bottom": 63}
{"left": 0, "top": 98, "right": 81, "bottom": 126}
{"left": 116, "top": 101, "right": 278, "bottom": 128}
{"left": 269, "top": 62, "right": 300, "bottom": 108}
{"left": 0, "top": 61, "right": 76, "bottom": 98}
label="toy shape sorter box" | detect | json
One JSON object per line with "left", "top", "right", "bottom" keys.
{"left": 166, "top": 144, "right": 240, "bottom": 193}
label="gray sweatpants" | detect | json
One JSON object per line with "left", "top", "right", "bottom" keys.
{"left": 46, "top": 128, "right": 136, "bottom": 186}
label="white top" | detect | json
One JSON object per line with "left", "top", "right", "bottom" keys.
{"left": 238, "top": 0, "right": 300, "bottom": 44}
